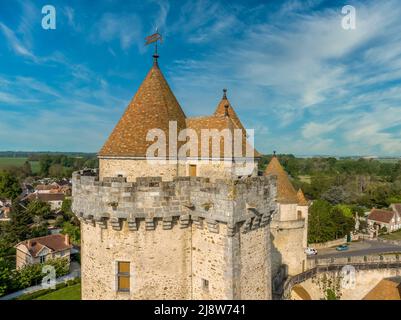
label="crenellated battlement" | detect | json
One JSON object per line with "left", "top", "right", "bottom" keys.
{"left": 72, "top": 169, "right": 277, "bottom": 235}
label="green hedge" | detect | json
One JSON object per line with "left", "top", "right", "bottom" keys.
{"left": 16, "top": 278, "right": 80, "bottom": 300}
{"left": 0, "top": 257, "right": 70, "bottom": 297}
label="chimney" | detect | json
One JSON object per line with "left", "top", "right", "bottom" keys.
{"left": 64, "top": 234, "right": 70, "bottom": 245}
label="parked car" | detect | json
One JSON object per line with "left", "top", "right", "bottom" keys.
{"left": 336, "top": 244, "right": 349, "bottom": 251}
{"left": 305, "top": 247, "right": 318, "bottom": 255}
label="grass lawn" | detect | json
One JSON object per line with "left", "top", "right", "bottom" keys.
{"left": 380, "top": 229, "right": 401, "bottom": 240}
{"left": 35, "top": 284, "right": 81, "bottom": 300}
{"left": 0, "top": 157, "right": 40, "bottom": 173}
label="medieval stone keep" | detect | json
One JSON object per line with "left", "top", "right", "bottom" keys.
{"left": 72, "top": 54, "right": 308, "bottom": 300}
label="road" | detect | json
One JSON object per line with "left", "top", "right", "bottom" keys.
{"left": 308, "top": 239, "right": 401, "bottom": 259}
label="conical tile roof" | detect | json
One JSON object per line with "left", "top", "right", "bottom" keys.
{"left": 297, "top": 189, "right": 308, "bottom": 206}
{"left": 214, "top": 90, "right": 246, "bottom": 132}
{"left": 264, "top": 156, "right": 298, "bottom": 203}
{"left": 99, "top": 59, "right": 187, "bottom": 157}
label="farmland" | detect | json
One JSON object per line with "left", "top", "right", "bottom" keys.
{"left": 0, "top": 157, "right": 40, "bottom": 173}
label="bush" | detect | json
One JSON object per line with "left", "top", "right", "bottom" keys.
{"left": 0, "top": 257, "right": 70, "bottom": 297}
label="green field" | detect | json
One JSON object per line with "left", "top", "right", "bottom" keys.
{"left": 0, "top": 157, "right": 40, "bottom": 173}
{"left": 34, "top": 284, "right": 81, "bottom": 300}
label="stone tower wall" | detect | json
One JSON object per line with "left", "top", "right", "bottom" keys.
{"left": 72, "top": 170, "right": 277, "bottom": 300}
{"left": 99, "top": 158, "right": 258, "bottom": 182}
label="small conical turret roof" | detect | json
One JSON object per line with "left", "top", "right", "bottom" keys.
{"left": 99, "top": 58, "right": 187, "bottom": 157}
{"left": 214, "top": 89, "right": 246, "bottom": 132}
{"left": 264, "top": 155, "right": 298, "bottom": 203}
{"left": 297, "top": 189, "right": 308, "bottom": 206}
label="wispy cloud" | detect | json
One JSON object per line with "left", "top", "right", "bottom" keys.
{"left": 91, "top": 13, "right": 143, "bottom": 51}
{"left": 0, "top": 22, "right": 37, "bottom": 61}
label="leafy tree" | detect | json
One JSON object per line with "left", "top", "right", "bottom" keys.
{"left": 0, "top": 171, "right": 21, "bottom": 199}
{"left": 330, "top": 206, "right": 355, "bottom": 239}
{"left": 5, "top": 201, "right": 33, "bottom": 244}
{"left": 48, "top": 164, "right": 64, "bottom": 178}
{"left": 0, "top": 257, "right": 12, "bottom": 296}
{"left": 386, "top": 195, "right": 401, "bottom": 206}
{"left": 26, "top": 200, "right": 52, "bottom": 219}
{"left": 308, "top": 200, "right": 334, "bottom": 243}
{"left": 333, "top": 204, "right": 354, "bottom": 218}
{"left": 322, "top": 186, "right": 349, "bottom": 205}
{"left": 21, "top": 161, "right": 32, "bottom": 177}
{"left": 39, "top": 155, "right": 53, "bottom": 176}
{"left": 62, "top": 222, "right": 80, "bottom": 245}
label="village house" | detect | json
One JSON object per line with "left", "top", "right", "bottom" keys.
{"left": 0, "top": 198, "right": 12, "bottom": 221}
{"left": 368, "top": 205, "right": 401, "bottom": 234}
{"left": 27, "top": 192, "right": 66, "bottom": 210}
{"left": 35, "top": 181, "right": 72, "bottom": 196}
{"left": 14, "top": 234, "right": 72, "bottom": 269}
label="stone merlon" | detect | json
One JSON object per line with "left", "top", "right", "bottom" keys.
{"left": 72, "top": 169, "right": 277, "bottom": 229}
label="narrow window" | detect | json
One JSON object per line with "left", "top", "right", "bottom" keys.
{"left": 297, "top": 211, "right": 302, "bottom": 220}
{"left": 189, "top": 165, "right": 197, "bottom": 177}
{"left": 117, "top": 261, "right": 130, "bottom": 292}
{"left": 202, "top": 278, "right": 209, "bottom": 291}
{"left": 40, "top": 255, "right": 46, "bottom": 263}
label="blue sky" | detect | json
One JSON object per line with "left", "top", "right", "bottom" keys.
{"left": 1, "top": 0, "right": 401, "bottom": 156}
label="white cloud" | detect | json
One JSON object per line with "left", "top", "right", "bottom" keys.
{"left": 91, "top": 13, "right": 143, "bottom": 51}
{"left": 0, "top": 22, "right": 37, "bottom": 61}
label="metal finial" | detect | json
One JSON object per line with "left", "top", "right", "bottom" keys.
{"left": 145, "top": 29, "right": 162, "bottom": 66}
{"left": 223, "top": 88, "right": 227, "bottom": 100}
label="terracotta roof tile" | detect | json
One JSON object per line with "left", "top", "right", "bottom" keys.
{"left": 17, "top": 234, "right": 72, "bottom": 258}
{"left": 99, "top": 60, "right": 187, "bottom": 157}
{"left": 297, "top": 189, "right": 308, "bottom": 206}
{"left": 214, "top": 93, "right": 246, "bottom": 132}
{"left": 99, "top": 60, "right": 260, "bottom": 160}
{"left": 363, "top": 279, "right": 401, "bottom": 300}
{"left": 186, "top": 115, "right": 259, "bottom": 159}
{"left": 28, "top": 193, "right": 65, "bottom": 202}
{"left": 263, "top": 156, "right": 298, "bottom": 203}
{"left": 368, "top": 208, "right": 395, "bottom": 224}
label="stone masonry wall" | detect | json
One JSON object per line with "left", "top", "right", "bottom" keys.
{"left": 73, "top": 170, "right": 277, "bottom": 300}
{"left": 81, "top": 220, "right": 191, "bottom": 300}
{"left": 99, "top": 158, "right": 258, "bottom": 183}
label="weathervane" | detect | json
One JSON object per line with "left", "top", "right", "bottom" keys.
{"left": 145, "top": 28, "right": 163, "bottom": 60}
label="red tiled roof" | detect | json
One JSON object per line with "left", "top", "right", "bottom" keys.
{"left": 28, "top": 193, "right": 65, "bottom": 202}
{"left": 214, "top": 93, "right": 246, "bottom": 132}
{"left": 16, "top": 234, "right": 72, "bottom": 258}
{"left": 35, "top": 184, "right": 58, "bottom": 191}
{"left": 368, "top": 209, "right": 395, "bottom": 223}
{"left": 185, "top": 114, "right": 260, "bottom": 159}
{"left": 98, "top": 60, "right": 259, "bottom": 160}
{"left": 99, "top": 59, "right": 187, "bottom": 157}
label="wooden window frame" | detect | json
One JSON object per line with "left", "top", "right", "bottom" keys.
{"left": 189, "top": 164, "right": 197, "bottom": 177}
{"left": 117, "top": 261, "right": 130, "bottom": 293}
